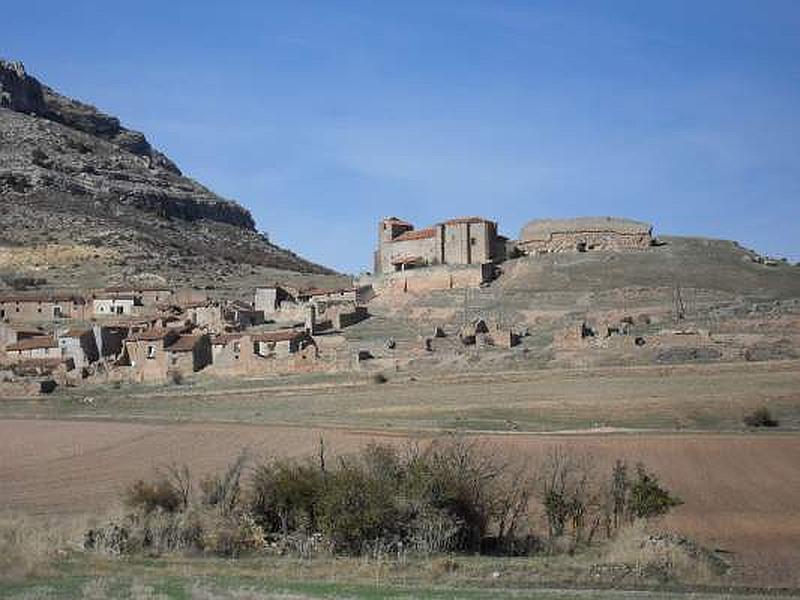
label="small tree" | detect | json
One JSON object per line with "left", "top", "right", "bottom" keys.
{"left": 628, "top": 463, "right": 682, "bottom": 520}
{"left": 200, "top": 451, "right": 248, "bottom": 515}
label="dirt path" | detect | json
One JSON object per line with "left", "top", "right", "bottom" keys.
{"left": 1, "top": 419, "right": 798, "bottom": 587}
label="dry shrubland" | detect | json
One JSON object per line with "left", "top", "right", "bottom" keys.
{"left": 80, "top": 438, "right": 684, "bottom": 565}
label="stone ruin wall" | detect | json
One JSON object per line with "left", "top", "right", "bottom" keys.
{"left": 379, "top": 235, "right": 440, "bottom": 272}
{"left": 373, "top": 264, "right": 491, "bottom": 294}
{"left": 519, "top": 230, "right": 652, "bottom": 254}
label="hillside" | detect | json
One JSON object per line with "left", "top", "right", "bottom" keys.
{"left": 0, "top": 59, "right": 339, "bottom": 290}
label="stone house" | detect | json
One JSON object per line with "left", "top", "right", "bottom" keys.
{"left": 118, "top": 329, "right": 210, "bottom": 383}
{"left": 104, "top": 286, "right": 175, "bottom": 309}
{"left": 0, "top": 292, "right": 87, "bottom": 323}
{"left": 119, "top": 329, "right": 176, "bottom": 383}
{"left": 93, "top": 286, "right": 203, "bottom": 318}
{"left": 93, "top": 324, "right": 130, "bottom": 360}
{"left": 4, "top": 335, "right": 61, "bottom": 362}
{"left": 252, "top": 329, "right": 315, "bottom": 359}
{"left": 208, "top": 333, "right": 259, "bottom": 375}
{"left": 0, "top": 324, "right": 47, "bottom": 352}
{"left": 374, "top": 216, "right": 506, "bottom": 275}
{"left": 517, "top": 217, "right": 653, "bottom": 254}
{"left": 189, "top": 300, "right": 263, "bottom": 333}
{"left": 254, "top": 285, "right": 365, "bottom": 326}
{"left": 166, "top": 334, "right": 212, "bottom": 376}
{"left": 254, "top": 284, "right": 297, "bottom": 316}
{"left": 57, "top": 328, "right": 99, "bottom": 369}
{"left": 93, "top": 291, "right": 140, "bottom": 317}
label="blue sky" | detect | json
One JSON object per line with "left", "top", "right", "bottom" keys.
{"left": 4, "top": 1, "right": 799, "bottom": 272}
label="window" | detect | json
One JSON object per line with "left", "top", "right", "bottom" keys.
{"left": 53, "top": 306, "right": 63, "bottom": 319}
{"left": 470, "top": 237, "right": 477, "bottom": 246}
{"left": 233, "top": 342, "right": 241, "bottom": 353}
{"left": 146, "top": 345, "right": 156, "bottom": 359}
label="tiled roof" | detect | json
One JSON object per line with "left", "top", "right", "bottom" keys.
{"left": 6, "top": 337, "right": 58, "bottom": 351}
{"left": 11, "top": 328, "right": 49, "bottom": 337}
{"left": 211, "top": 333, "right": 246, "bottom": 346}
{"left": 128, "top": 329, "right": 171, "bottom": 342}
{"left": 393, "top": 227, "right": 437, "bottom": 242}
{"left": 166, "top": 335, "right": 202, "bottom": 352}
{"left": 103, "top": 286, "right": 173, "bottom": 293}
{"left": 60, "top": 328, "right": 91, "bottom": 338}
{"left": 299, "top": 287, "right": 353, "bottom": 297}
{"left": 93, "top": 292, "right": 138, "bottom": 300}
{"left": 252, "top": 329, "right": 305, "bottom": 343}
{"left": 0, "top": 293, "right": 85, "bottom": 303}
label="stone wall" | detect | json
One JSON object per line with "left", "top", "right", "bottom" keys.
{"left": 519, "top": 230, "right": 652, "bottom": 254}
{"left": 373, "top": 263, "right": 493, "bottom": 294}
{"left": 122, "top": 339, "right": 169, "bottom": 383}
{"left": 379, "top": 235, "right": 440, "bottom": 272}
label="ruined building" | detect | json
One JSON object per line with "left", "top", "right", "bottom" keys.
{"left": 517, "top": 217, "right": 653, "bottom": 254}
{"left": 374, "top": 217, "right": 506, "bottom": 275}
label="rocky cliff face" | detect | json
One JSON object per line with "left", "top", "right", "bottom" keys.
{"left": 0, "top": 59, "right": 335, "bottom": 285}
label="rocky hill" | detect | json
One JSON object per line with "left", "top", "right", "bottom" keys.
{"left": 0, "top": 59, "right": 338, "bottom": 290}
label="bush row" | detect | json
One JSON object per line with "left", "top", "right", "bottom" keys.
{"left": 86, "top": 438, "right": 681, "bottom": 558}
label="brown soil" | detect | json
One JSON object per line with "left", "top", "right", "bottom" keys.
{"left": 0, "top": 419, "right": 797, "bottom": 588}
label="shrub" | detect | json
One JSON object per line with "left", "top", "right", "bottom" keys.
{"left": 199, "top": 451, "right": 247, "bottom": 515}
{"left": 318, "top": 461, "right": 402, "bottom": 555}
{"left": 249, "top": 458, "right": 324, "bottom": 535}
{"left": 124, "top": 479, "right": 182, "bottom": 514}
{"left": 743, "top": 407, "right": 779, "bottom": 428}
{"left": 628, "top": 464, "right": 682, "bottom": 520}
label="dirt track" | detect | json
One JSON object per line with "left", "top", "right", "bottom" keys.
{"left": 1, "top": 419, "right": 798, "bottom": 587}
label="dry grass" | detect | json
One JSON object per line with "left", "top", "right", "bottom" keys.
{"left": 0, "top": 512, "right": 90, "bottom": 581}
{"left": 0, "top": 243, "right": 117, "bottom": 270}
{"left": 602, "top": 521, "right": 727, "bottom": 586}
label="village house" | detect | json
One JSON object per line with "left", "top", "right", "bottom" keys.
{"left": 252, "top": 329, "right": 315, "bottom": 359}
{"left": 118, "top": 329, "right": 177, "bottom": 383}
{"left": 254, "top": 284, "right": 369, "bottom": 330}
{"left": 57, "top": 328, "right": 99, "bottom": 369}
{"left": 208, "top": 333, "right": 259, "bottom": 376}
{"left": 188, "top": 300, "right": 263, "bottom": 333}
{"left": 374, "top": 216, "right": 507, "bottom": 275}
{"left": 92, "top": 291, "right": 141, "bottom": 317}
{"left": 166, "top": 334, "right": 212, "bottom": 376}
{"left": 117, "top": 328, "right": 210, "bottom": 383}
{"left": 93, "top": 324, "right": 131, "bottom": 360}
{"left": 92, "top": 287, "right": 205, "bottom": 319}
{"left": 517, "top": 217, "right": 654, "bottom": 254}
{"left": 103, "top": 286, "right": 174, "bottom": 308}
{"left": 0, "top": 324, "right": 47, "bottom": 352}
{"left": 0, "top": 292, "right": 87, "bottom": 323}
{"left": 4, "top": 335, "right": 61, "bottom": 363}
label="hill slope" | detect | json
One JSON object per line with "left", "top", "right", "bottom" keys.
{"left": 0, "top": 59, "right": 337, "bottom": 289}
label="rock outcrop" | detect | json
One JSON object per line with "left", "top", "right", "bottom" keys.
{"left": 0, "top": 59, "right": 334, "bottom": 282}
